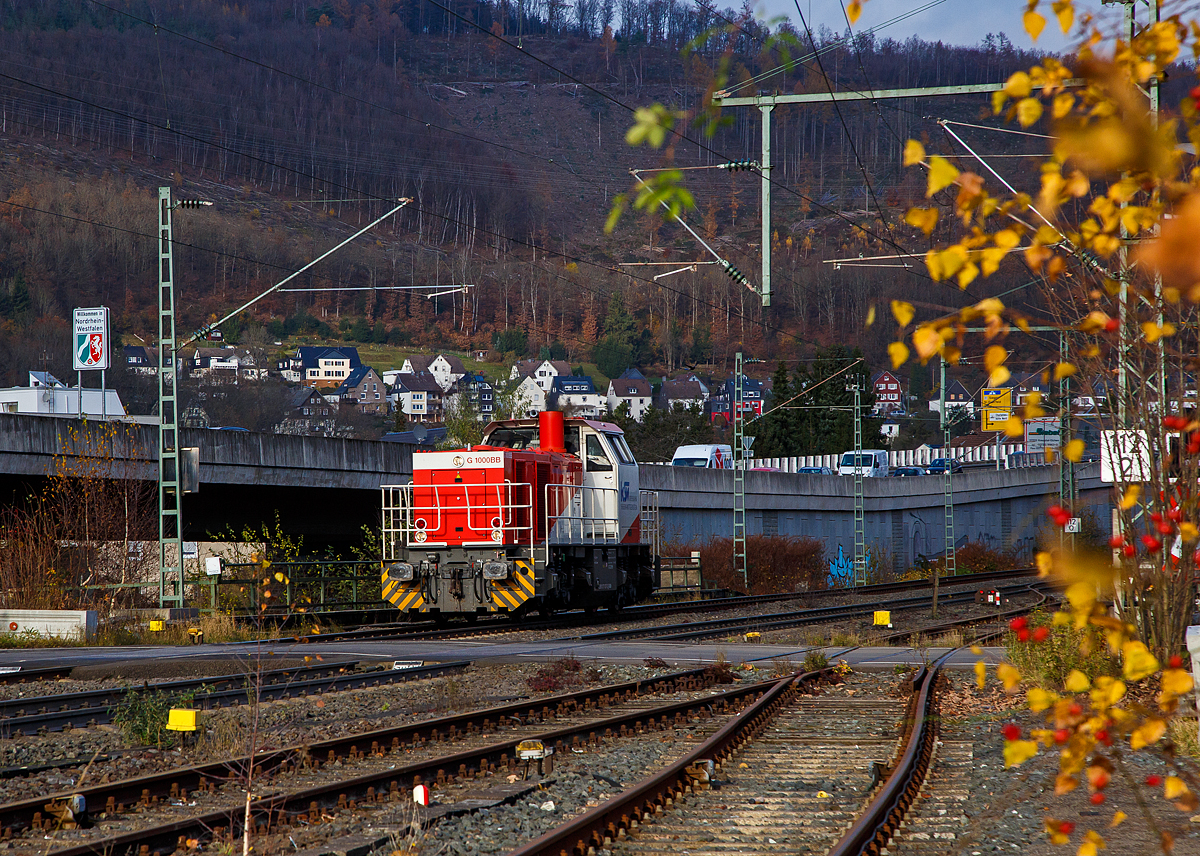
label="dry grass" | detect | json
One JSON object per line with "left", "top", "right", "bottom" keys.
{"left": 1169, "top": 716, "right": 1200, "bottom": 760}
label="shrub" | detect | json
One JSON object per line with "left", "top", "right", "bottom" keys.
{"left": 110, "top": 684, "right": 206, "bottom": 747}
{"left": 1004, "top": 610, "right": 1120, "bottom": 689}
{"left": 525, "top": 657, "right": 586, "bottom": 693}
{"left": 696, "top": 535, "right": 826, "bottom": 595}
{"left": 803, "top": 650, "right": 829, "bottom": 672}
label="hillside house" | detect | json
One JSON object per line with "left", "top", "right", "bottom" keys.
{"left": 452, "top": 373, "right": 495, "bottom": 421}
{"left": 513, "top": 375, "right": 548, "bottom": 417}
{"left": 550, "top": 376, "right": 605, "bottom": 418}
{"left": 390, "top": 373, "right": 444, "bottom": 422}
{"left": 511, "top": 359, "right": 572, "bottom": 392}
{"left": 335, "top": 366, "right": 387, "bottom": 416}
{"left": 710, "top": 376, "right": 764, "bottom": 423}
{"left": 658, "top": 375, "right": 709, "bottom": 412}
{"left": 400, "top": 354, "right": 467, "bottom": 392}
{"left": 871, "top": 370, "right": 905, "bottom": 415}
{"left": 928, "top": 380, "right": 975, "bottom": 417}
{"left": 606, "top": 369, "right": 653, "bottom": 422}
{"left": 186, "top": 347, "right": 266, "bottom": 384}
{"left": 281, "top": 346, "right": 361, "bottom": 388}
{"left": 276, "top": 387, "right": 336, "bottom": 436}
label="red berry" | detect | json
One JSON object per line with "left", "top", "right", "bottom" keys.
{"left": 1191, "top": 85, "right": 1200, "bottom": 99}
{"left": 1170, "top": 655, "right": 1184, "bottom": 669}
{"left": 1142, "top": 534, "right": 1163, "bottom": 552}
{"left": 1169, "top": 507, "right": 1184, "bottom": 522}
{"left": 1109, "top": 535, "right": 1125, "bottom": 548}
{"left": 1147, "top": 774, "right": 1163, "bottom": 786}
{"left": 1059, "top": 821, "right": 1076, "bottom": 835}
{"left": 1009, "top": 616, "right": 1028, "bottom": 631}
{"left": 1018, "top": 628, "right": 1031, "bottom": 642}
{"left": 1096, "top": 728, "right": 1110, "bottom": 744}
{"left": 1123, "top": 544, "right": 1137, "bottom": 557}
{"left": 1165, "top": 416, "right": 1186, "bottom": 430}
{"left": 1002, "top": 723, "right": 1021, "bottom": 741}
{"left": 1190, "top": 439, "right": 1200, "bottom": 454}
{"left": 1054, "top": 728, "right": 1070, "bottom": 744}
{"left": 1033, "top": 627, "right": 1049, "bottom": 642}
{"left": 1090, "top": 791, "right": 1106, "bottom": 805}
{"left": 1150, "top": 511, "right": 1163, "bottom": 523}
{"left": 1158, "top": 520, "right": 1174, "bottom": 535}
{"left": 1069, "top": 703, "right": 1083, "bottom": 716}
{"left": 1048, "top": 504, "right": 1064, "bottom": 518}
{"left": 1104, "top": 317, "right": 1119, "bottom": 332}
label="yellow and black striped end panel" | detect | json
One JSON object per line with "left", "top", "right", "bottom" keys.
{"left": 490, "top": 560, "right": 536, "bottom": 611}
{"left": 382, "top": 576, "right": 425, "bottom": 612}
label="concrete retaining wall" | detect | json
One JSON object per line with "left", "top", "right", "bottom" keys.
{"left": 642, "top": 461, "right": 1107, "bottom": 575}
{"left": 0, "top": 610, "right": 98, "bottom": 640}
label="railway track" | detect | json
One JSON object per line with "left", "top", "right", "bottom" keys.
{"left": 0, "top": 660, "right": 470, "bottom": 737}
{"left": 238, "top": 567, "right": 1039, "bottom": 645}
{"left": 0, "top": 668, "right": 781, "bottom": 855}
{"left": 507, "top": 651, "right": 957, "bottom": 856}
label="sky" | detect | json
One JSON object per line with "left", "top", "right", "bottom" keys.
{"left": 749, "top": 0, "right": 1121, "bottom": 54}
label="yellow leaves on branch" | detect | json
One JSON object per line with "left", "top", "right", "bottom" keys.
{"left": 1129, "top": 717, "right": 1166, "bottom": 750}
{"left": 845, "top": 0, "right": 863, "bottom": 25}
{"left": 625, "top": 104, "right": 675, "bottom": 148}
{"left": 890, "top": 300, "right": 915, "bottom": 327}
{"left": 1024, "top": 9, "right": 1046, "bottom": 42}
{"left": 903, "top": 207, "right": 938, "bottom": 235}
{"left": 887, "top": 342, "right": 909, "bottom": 370}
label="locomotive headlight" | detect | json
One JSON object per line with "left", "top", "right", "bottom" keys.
{"left": 490, "top": 528, "right": 504, "bottom": 543}
{"left": 482, "top": 561, "right": 509, "bottom": 580}
{"left": 413, "top": 530, "right": 428, "bottom": 543}
{"left": 386, "top": 561, "right": 415, "bottom": 582}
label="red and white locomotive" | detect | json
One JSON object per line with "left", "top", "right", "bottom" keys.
{"left": 381, "top": 412, "right": 660, "bottom": 619}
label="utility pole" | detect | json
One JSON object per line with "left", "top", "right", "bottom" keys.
{"left": 714, "top": 82, "right": 1038, "bottom": 309}
{"left": 733, "top": 352, "right": 748, "bottom": 592}
{"left": 847, "top": 376, "right": 866, "bottom": 586}
{"left": 934, "top": 357, "right": 956, "bottom": 617}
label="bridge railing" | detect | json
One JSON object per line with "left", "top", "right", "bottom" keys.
{"left": 205, "top": 560, "right": 384, "bottom": 616}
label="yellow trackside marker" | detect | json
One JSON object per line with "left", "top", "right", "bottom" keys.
{"left": 873, "top": 611, "right": 891, "bottom": 626}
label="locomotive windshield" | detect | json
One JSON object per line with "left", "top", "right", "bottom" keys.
{"left": 605, "top": 434, "right": 634, "bottom": 465}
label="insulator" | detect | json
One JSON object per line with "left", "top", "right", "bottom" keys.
{"left": 721, "top": 260, "right": 749, "bottom": 285}
{"left": 720, "top": 160, "right": 760, "bottom": 172}
{"left": 177, "top": 200, "right": 213, "bottom": 208}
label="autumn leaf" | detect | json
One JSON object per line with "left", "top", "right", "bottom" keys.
{"left": 984, "top": 344, "right": 1008, "bottom": 373}
{"left": 846, "top": 0, "right": 863, "bottom": 24}
{"left": 1053, "top": 362, "right": 1076, "bottom": 380}
{"left": 1052, "top": 0, "right": 1074, "bottom": 33}
{"left": 903, "top": 207, "right": 938, "bottom": 235}
{"left": 626, "top": 104, "right": 674, "bottom": 148}
{"left": 1165, "top": 776, "right": 1190, "bottom": 800}
{"left": 891, "top": 300, "right": 915, "bottom": 327}
{"left": 1161, "top": 668, "right": 1195, "bottom": 697}
{"left": 903, "top": 139, "right": 925, "bottom": 166}
{"left": 926, "top": 156, "right": 960, "bottom": 197}
{"left": 1090, "top": 676, "right": 1126, "bottom": 709}
{"left": 1131, "top": 717, "right": 1167, "bottom": 750}
{"left": 1122, "top": 640, "right": 1160, "bottom": 681}
{"left": 1119, "top": 485, "right": 1140, "bottom": 510}
{"left": 997, "top": 662, "right": 1022, "bottom": 692}
{"left": 1024, "top": 9, "right": 1047, "bottom": 41}
{"left": 1109, "top": 810, "right": 1126, "bottom": 827}
{"left": 1028, "top": 687, "right": 1059, "bottom": 712}
{"left": 1064, "top": 439, "right": 1084, "bottom": 462}
{"left": 1004, "top": 738, "right": 1039, "bottom": 768}
{"left": 1065, "top": 669, "right": 1090, "bottom": 692}
{"left": 865, "top": 304, "right": 876, "bottom": 326}
{"left": 888, "top": 342, "right": 910, "bottom": 370}
{"left": 912, "top": 326, "right": 944, "bottom": 362}
{"left": 1016, "top": 97, "right": 1044, "bottom": 127}
{"left": 974, "top": 659, "right": 987, "bottom": 689}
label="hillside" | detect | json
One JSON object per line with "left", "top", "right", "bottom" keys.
{"left": 2, "top": 0, "right": 1188, "bottom": 390}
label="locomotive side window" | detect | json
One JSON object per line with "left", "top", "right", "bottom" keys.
{"left": 606, "top": 434, "right": 633, "bottom": 465}
{"left": 563, "top": 426, "right": 581, "bottom": 457}
{"left": 484, "top": 426, "right": 538, "bottom": 449}
{"left": 585, "top": 434, "right": 613, "bottom": 471}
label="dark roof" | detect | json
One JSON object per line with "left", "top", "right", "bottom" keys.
{"left": 287, "top": 387, "right": 326, "bottom": 408}
{"left": 617, "top": 367, "right": 646, "bottom": 380}
{"left": 392, "top": 372, "right": 443, "bottom": 394}
{"left": 404, "top": 355, "right": 434, "bottom": 373}
{"left": 440, "top": 355, "right": 467, "bottom": 374}
{"left": 295, "top": 346, "right": 361, "bottom": 371}
{"left": 335, "top": 365, "right": 380, "bottom": 394}
{"left": 551, "top": 375, "right": 596, "bottom": 394}
{"left": 662, "top": 379, "right": 705, "bottom": 400}
{"left": 611, "top": 378, "right": 651, "bottom": 397}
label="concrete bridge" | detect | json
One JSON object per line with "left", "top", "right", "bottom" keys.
{"left": 0, "top": 414, "right": 1105, "bottom": 559}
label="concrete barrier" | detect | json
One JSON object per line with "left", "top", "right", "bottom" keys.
{"left": 0, "top": 610, "right": 98, "bottom": 640}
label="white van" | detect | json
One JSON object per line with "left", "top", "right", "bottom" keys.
{"left": 838, "top": 449, "right": 889, "bottom": 477}
{"left": 671, "top": 444, "right": 734, "bottom": 469}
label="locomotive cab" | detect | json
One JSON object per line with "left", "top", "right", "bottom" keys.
{"left": 381, "top": 413, "right": 659, "bottom": 620}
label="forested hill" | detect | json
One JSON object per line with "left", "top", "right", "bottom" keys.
{"left": 0, "top": 1, "right": 1191, "bottom": 386}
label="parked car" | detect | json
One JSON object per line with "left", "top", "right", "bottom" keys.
{"left": 837, "top": 449, "right": 890, "bottom": 477}
{"left": 890, "top": 466, "right": 926, "bottom": 477}
{"left": 797, "top": 466, "right": 834, "bottom": 475}
{"left": 926, "top": 457, "right": 964, "bottom": 474}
